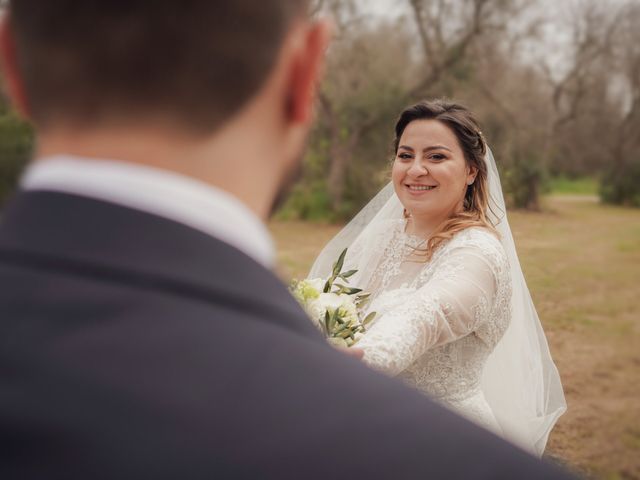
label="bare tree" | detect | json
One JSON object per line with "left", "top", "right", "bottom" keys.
{"left": 290, "top": 0, "right": 640, "bottom": 217}
{"left": 544, "top": 2, "right": 623, "bottom": 134}
{"left": 611, "top": 3, "right": 640, "bottom": 165}
{"left": 409, "top": 0, "right": 492, "bottom": 96}
{"left": 318, "top": 0, "right": 526, "bottom": 213}
{"left": 317, "top": 13, "right": 415, "bottom": 214}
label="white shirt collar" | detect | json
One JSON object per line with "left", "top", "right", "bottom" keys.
{"left": 20, "top": 155, "right": 275, "bottom": 268}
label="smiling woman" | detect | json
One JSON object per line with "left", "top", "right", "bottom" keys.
{"left": 309, "top": 99, "right": 567, "bottom": 456}
{"left": 390, "top": 101, "right": 496, "bottom": 261}
{"left": 393, "top": 119, "right": 477, "bottom": 235}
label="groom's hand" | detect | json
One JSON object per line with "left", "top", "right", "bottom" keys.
{"left": 338, "top": 347, "right": 364, "bottom": 360}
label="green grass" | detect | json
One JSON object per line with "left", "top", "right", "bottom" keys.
{"left": 548, "top": 176, "right": 599, "bottom": 195}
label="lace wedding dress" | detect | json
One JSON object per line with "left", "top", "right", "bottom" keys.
{"left": 347, "top": 220, "right": 511, "bottom": 434}
{"left": 309, "top": 149, "right": 566, "bottom": 455}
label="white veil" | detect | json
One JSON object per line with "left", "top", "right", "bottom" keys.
{"left": 309, "top": 148, "right": 567, "bottom": 456}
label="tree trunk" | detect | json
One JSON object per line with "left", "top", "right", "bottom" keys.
{"left": 327, "top": 143, "right": 348, "bottom": 213}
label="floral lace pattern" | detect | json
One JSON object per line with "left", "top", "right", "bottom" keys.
{"left": 352, "top": 220, "right": 512, "bottom": 431}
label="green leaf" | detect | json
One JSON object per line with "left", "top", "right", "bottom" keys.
{"left": 362, "top": 311, "right": 377, "bottom": 328}
{"left": 327, "top": 310, "right": 335, "bottom": 333}
{"left": 331, "top": 308, "right": 345, "bottom": 334}
{"left": 332, "top": 283, "right": 346, "bottom": 294}
{"left": 333, "top": 323, "right": 348, "bottom": 334}
{"left": 323, "top": 310, "right": 331, "bottom": 336}
{"left": 332, "top": 314, "right": 340, "bottom": 332}
{"left": 332, "top": 248, "right": 348, "bottom": 277}
{"left": 334, "top": 285, "right": 362, "bottom": 295}
{"left": 339, "top": 269, "right": 358, "bottom": 280}
{"left": 337, "top": 329, "right": 352, "bottom": 339}
{"left": 356, "top": 293, "right": 371, "bottom": 308}
{"left": 323, "top": 279, "right": 332, "bottom": 293}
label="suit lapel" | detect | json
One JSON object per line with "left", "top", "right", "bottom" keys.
{"left": 0, "top": 191, "right": 320, "bottom": 339}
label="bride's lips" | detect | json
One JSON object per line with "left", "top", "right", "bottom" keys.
{"left": 404, "top": 183, "right": 438, "bottom": 196}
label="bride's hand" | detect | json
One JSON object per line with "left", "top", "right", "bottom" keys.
{"left": 337, "top": 347, "right": 364, "bottom": 360}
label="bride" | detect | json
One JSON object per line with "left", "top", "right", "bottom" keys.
{"left": 309, "top": 100, "right": 566, "bottom": 456}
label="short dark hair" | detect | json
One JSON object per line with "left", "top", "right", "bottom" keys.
{"left": 8, "top": 0, "right": 309, "bottom": 133}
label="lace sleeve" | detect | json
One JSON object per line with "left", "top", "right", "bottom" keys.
{"left": 358, "top": 243, "right": 500, "bottom": 376}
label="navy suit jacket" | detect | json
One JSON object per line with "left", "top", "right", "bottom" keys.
{"left": 0, "top": 191, "right": 574, "bottom": 479}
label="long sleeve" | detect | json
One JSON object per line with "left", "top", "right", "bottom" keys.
{"left": 358, "top": 243, "right": 500, "bottom": 376}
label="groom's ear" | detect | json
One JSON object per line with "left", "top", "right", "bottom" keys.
{"left": 284, "top": 19, "right": 332, "bottom": 125}
{"left": 0, "top": 15, "right": 31, "bottom": 121}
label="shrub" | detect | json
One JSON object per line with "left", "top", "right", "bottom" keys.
{"left": 0, "top": 109, "right": 34, "bottom": 206}
{"left": 600, "top": 158, "right": 640, "bottom": 207}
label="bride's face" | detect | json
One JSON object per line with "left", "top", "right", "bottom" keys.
{"left": 392, "top": 119, "right": 476, "bottom": 223}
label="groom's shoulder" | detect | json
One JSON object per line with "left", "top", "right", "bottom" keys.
{"left": 0, "top": 195, "right": 573, "bottom": 479}
{"left": 83, "top": 298, "right": 575, "bottom": 480}
{"left": 0, "top": 279, "right": 574, "bottom": 479}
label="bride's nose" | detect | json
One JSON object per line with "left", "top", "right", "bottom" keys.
{"left": 407, "top": 160, "right": 429, "bottom": 177}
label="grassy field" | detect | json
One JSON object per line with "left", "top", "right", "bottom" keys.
{"left": 548, "top": 176, "right": 599, "bottom": 196}
{"left": 269, "top": 195, "right": 640, "bottom": 480}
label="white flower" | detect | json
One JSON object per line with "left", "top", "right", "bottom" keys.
{"left": 306, "top": 292, "right": 341, "bottom": 323}
{"left": 289, "top": 261, "right": 372, "bottom": 346}
{"left": 292, "top": 277, "right": 325, "bottom": 304}
{"left": 307, "top": 278, "right": 325, "bottom": 293}
{"left": 336, "top": 296, "right": 359, "bottom": 326}
{"left": 317, "top": 292, "right": 344, "bottom": 311}
{"left": 305, "top": 299, "right": 325, "bottom": 324}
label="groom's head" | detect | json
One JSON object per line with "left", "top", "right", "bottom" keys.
{"left": 0, "top": 0, "right": 330, "bottom": 217}
{"left": 2, "top": 0, "right": 310, "bottom": 132}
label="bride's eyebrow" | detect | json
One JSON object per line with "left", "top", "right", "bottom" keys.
{"left": 398, "top": 145, "right": 452, "bottom": 153}
{"left": 423, "top": 145, "right": 452, "bottom": 153}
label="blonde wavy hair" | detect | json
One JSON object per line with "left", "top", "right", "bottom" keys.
{"left": 392, "top": 99, "right": 499, "bottom": 261}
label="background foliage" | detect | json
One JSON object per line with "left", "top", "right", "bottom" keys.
{"left": 0, "top": 0, "right": 639, "bottom": 214}
{"left": 0, "top": 87, "right": 33, "bottom": 205}
{"left": 278, "top": 0, "right": 640, "bottom": 219}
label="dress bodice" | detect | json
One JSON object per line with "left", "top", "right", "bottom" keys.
{"left": 349, "top": 220, "right": 512, "bottom": 430}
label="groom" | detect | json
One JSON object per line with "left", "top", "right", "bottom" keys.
{"left": 0, "top": 1, "right": 573, "bottom": 478}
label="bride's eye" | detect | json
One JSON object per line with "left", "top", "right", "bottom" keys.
{"left": 429, "top": 154, "right": 446, "bottom": 161}
{"left": 397, "top": 152, "right": 413, "bottom": 160}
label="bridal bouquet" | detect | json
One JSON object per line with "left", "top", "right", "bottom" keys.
{"left": 291, "top": 249, "right": 376, "bottom": 348}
